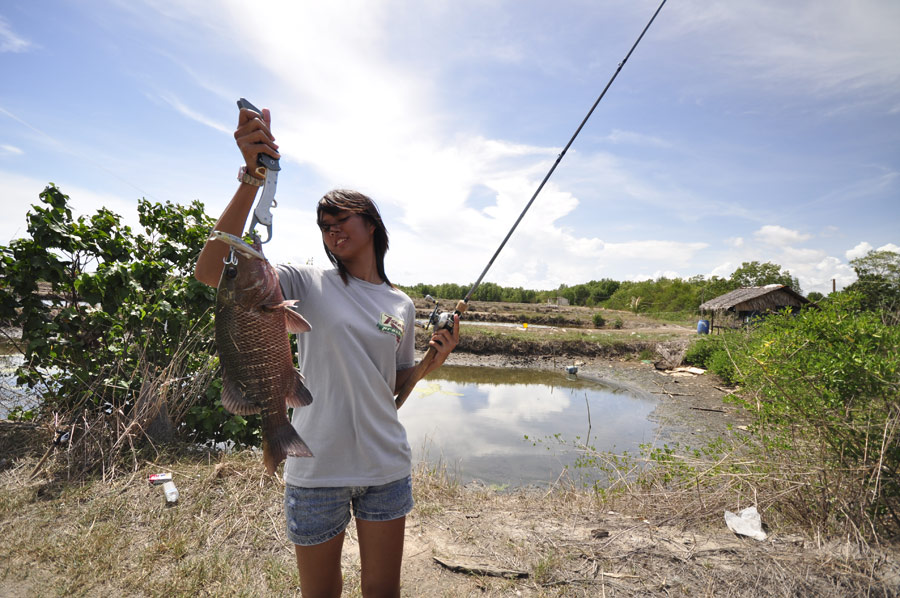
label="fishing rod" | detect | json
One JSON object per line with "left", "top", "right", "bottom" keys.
{"left": 396, "top": 0, "right": 668, "bottom": 408}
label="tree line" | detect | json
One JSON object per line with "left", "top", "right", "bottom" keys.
{"left": 402, "top": 251, "right": 900, "bottom": 318}
{"left": 400, "top": 260, "right": 806, "bottom": 314}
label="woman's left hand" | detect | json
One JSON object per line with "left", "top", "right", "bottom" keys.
{"left": 428, "top": 314, "right": 459, "bottom": 369}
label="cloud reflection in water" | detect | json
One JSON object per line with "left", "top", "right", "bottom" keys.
{"left": 399, "top": 366, "right": 658, "bottom": 487}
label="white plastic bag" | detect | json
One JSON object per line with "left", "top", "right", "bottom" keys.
{"left": 724, "top": 506, "right": 767, "bottom": 540}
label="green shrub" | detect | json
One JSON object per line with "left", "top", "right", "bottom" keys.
{"left": 591, "top": 313, "right": 605, "bottom": 328}
{"left": 727, "top": 293, "right": 900, "bottom": 538}
{"left": 707, "top": 348, "right": 739, "bottom": 386}
{"left": 682, "top": 336, "right": 720, "bottom": 369}
{"left": 0, "top": 185, "right": 259, "bottom": 449}
{"left": 683, "top": 334, "right": 742, "bottom": 385}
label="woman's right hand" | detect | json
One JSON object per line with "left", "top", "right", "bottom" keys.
{"left": 234, "top": 106, "right": 281, "bottom": 175}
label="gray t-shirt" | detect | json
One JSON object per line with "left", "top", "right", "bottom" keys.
{"left": 276, "top": 264, "right": 416, "bottom": 487}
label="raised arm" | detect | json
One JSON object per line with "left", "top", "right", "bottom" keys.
{"left": 194, "top": 106, "right": 280, "bottom": 287}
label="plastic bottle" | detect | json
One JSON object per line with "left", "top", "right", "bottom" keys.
{"left": 162, "top": 481, "right": 179, "bottom": 504}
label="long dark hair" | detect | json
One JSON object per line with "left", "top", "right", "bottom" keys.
{"left": 317, "top": 189, "right": 392, "bottom": 286}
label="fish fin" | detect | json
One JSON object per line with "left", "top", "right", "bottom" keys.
{"left": 221, "top": 375, "right": 260, "bottom": 416}
{"left": 286, "top": 369, "right": 314, "bottom": 408}
{"left": 261, "top": 301, "right": 312, "bottom": 334}
{"left": 262, "top": 300, "right": 297, "bottom": 310}
{"left": 263, "top": 423, "right": 313, "bottom": 475}
{"left": 284, "top": 309, "right": 312, "bottom": 334}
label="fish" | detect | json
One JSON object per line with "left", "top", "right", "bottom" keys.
{"left": 210, "top": 230, "right": 314, "bottom": 474}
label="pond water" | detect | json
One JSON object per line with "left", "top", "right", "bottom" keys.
{"left": 1, "top": 349, "right": 659, "bottom": 488}
{"left": 400, "top": 366, "right": 658, "bottom": 488}
{"left": 0, "top": 348, "right": 36, "bottom": 420}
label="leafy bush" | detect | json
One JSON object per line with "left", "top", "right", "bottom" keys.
{"left": 682, "top": 336, "right": 720, "bottom": 369}
{"left": 591, "top": 313, "right": 605, "bottom": 328}
{"left": 727, "top": 293, "right": 900, "bottom": 538}
{"left": 706, "top": 347, "right": 739, "bottom": 386}
{"left": 844, "top": 249, "right": 900, "bottom": 320}
{"left": 683, "top": 334, "right": 741, "bottom": 384}
{"left": 0, "top": 185, "right": 259, "bottom": 448}
{"left": 597, "top": 294, "right": 898, "bottom": 541}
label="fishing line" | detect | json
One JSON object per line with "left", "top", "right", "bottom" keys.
{"left": 396, "top": 0, "right": 668, "bottom": 407}
{"left": 462, "top": 0, "right": 668, "bottom": 306}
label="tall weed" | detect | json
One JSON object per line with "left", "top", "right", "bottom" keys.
{"left": 727, "top": 294, "right": 900, "bottom": 539}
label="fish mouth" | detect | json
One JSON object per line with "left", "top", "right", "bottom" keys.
{"left": 209, "top": 230, "right": 266, "bottom": 261}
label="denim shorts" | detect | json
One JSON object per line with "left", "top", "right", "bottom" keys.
{"left": 284, "top": 476, "right": 414, "bottom": 546}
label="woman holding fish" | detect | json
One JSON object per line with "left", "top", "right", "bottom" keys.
{"left": 195, "top": 105, "right": 459, "bottom": 598}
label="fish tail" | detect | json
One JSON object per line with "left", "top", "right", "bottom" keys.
{"left": 263, "top": 424, "right": 313, "bottom": 475}
{"left": 286, "top": 369, "right": 314, "bottom": 408}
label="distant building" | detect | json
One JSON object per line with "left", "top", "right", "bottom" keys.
{"left": 548, "top": 296, "right": 570, "bottom": 307}
{"left": 699, "top": 284, "right": 809, "bottom": 332}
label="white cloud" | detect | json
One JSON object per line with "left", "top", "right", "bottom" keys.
{"left": 843, "top": 242, "right": 897, "bottom": 262}
{"left": 0, "top": 144, "right": 23, "bottom": 156}
{"left": 846, "top": 242, "right": 873, "bottom": 261}
{"left": 705, "top": 234, "right": 882, "bottom": 294}
{"left": 0, "top": 171, "right": 142, "bottom": 245}
{"left": 710, "top": 262, "right": 733, "bottom": 278}
{"left": 782, "top": 246, "right": 825, "bottom": 263}
{"left": 154, "top": 92, "right": 232, "bottom": 134}
{"left": 0, "top": 17, "right": 31, "bottom": 53}
{"left": 754, "top": 225, "right": 812, "bottom": 245}
{"left": 666, "top": 1, "right": 900, "bottom": 110}
{"left": 604, "top": 129, "right": 671, "bottom": 148}
{"left": 603, "top": 240, "right": 708, "bottom": 263}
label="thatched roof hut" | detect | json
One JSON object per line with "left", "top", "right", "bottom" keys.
{"left": 699, "top": 285, "right": 808, "bottom": 332}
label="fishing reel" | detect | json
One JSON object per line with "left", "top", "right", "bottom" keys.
{"left": 422, "top": 295, "right": 461, "bottom": 333}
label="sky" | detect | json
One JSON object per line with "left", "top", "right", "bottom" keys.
{"left": 1, "top": 0, "right": 898, "bottom": 296}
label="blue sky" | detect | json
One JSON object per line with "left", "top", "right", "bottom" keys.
{"left": 1, "top": 0, "right": 898, "bottom": 295}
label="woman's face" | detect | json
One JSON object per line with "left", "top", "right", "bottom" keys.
{"left": 319, "top": 210, "right": 376, "bottom": 260}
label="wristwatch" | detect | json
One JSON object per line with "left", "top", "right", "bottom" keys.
{"left": 238, "top": 166, "right": 265, "bottom": 187}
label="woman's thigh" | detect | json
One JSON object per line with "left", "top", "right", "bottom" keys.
{"left": 294, "top": 532, "right": 345, "bottom": 598}
{"left": 357, "top": 517, "right": 406, "bottom": 598}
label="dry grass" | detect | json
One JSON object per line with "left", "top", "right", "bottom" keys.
{"left": 1, "top": 450, "right": 301, "bottom": 598}
{"left": 2, "top": 446, "right": 898, "bottom": 597}
{"left": 18, "top": 321, "right": 219, "bottom": 483}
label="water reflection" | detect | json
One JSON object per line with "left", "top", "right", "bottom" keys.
{"left": 0, "top": 349, "right": 658, "bottom": 486}
{"left": 0, "top": 350, "right": 35, "bottom": 419}
{"left": 400, "top": 366, "right": 657, "bottom": 488}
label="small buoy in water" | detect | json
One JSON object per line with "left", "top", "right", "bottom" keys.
{"left": 566, "top": 365, "right": 578, "bottom": 375}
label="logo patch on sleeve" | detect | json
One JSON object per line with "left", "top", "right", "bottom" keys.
{"left": 377, "top": 313, "right": 405, "bottom": 344}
